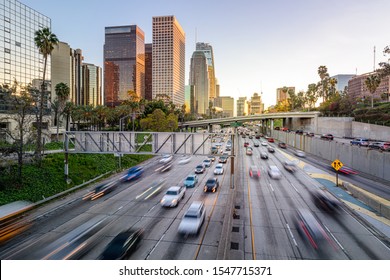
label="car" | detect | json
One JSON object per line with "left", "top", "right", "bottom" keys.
{"left": 268, "top": 138, "right": 275, "bottom": 143}
{"left": 294, "top": 150, "right": 306, "bottom": 157}
{"left": 178, "top": 201, "right": 206, "bottom": 235}
{"left": 268, "top": 165, "right": 282, "bottom": 179}
{"left": 350, "top": 138, "right": 369, "bottom": 147}
{"left": 296, "top": 130, "right": 304, "bottom": 135}
{"left": 368, "top": 142, "right": 383, "bottom": 149}
{"left": 100, "top": 228, "right": 143, "bottom": 259}
{"left": 244, "top": 141, "right": 249, "bottom": 147}
{"left": 184, "top": 174, "right": 198, "bottom": 188}
{"left": 310, "top": 188, "right": 341, "bottom": 213}
{"left": 255, "top": 135, "right": 261, "bottom": 139}
{"left": 122, "top": 166, "right": 143, "bottom": 182}
{"left": 218, "top": 156, "right": 228, "bottom": 163}
{"left": 305, "top": 132, "right": 315, "bottom": 137}
{"left": 267, "top": 146, "right": 275, "bottom": 153}
{"left": 248, "top": 135, "right": 253, "bottom": 139}
{"left": 203, "top": 177, "right": 220, "bottom": 192}
{"left": 214, "top": 163, "right": 224, "bottom": 175}
{"left": 203, "top": 158, "right": 212, "bottom": 167}
{"left": 278, "top": 142, "right": 287, "bottom": 149}
{"left": 159, "top": 154, "right": 173, "bottom": 164}
{"left": 160, "top": 186, "right": 186, "bottom": 207}
{"left": 261, "top": 141, "right": 268, "bottom": 146}
{"left": 195, "top": 164, "right": 206, "bottom": 174}
{"left": 246, "top": 147, "right": 253, "bottom": 155}
{"left": 283, "top": 160, "right": 297, "bottom": 172}
{"left": 381, "top": 142, "right": 390, "bottom": 151}
{"left": 157, "top": 162, "right": 172, "bottom": 172}
{"left": 320, "top": 134, "right": 334, "bottom": 140}
{"left": 83, "top": 181, "right": 119, "bottom": 201}
{"left": 178, "top": 156, "right": 192, "bottom": 165}
{"left": 249, "top": 165, "right": 260, "bottom": 178}
{"left": 253, "top": 141, "right": 260, "bottom": 147}
{"left": 211, "top": 146, "right": 218, "bottom": 154}
{"left": 260, "top": 152, "right": 268, "bottom": 159}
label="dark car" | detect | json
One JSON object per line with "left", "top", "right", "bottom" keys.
{"left": 296, "top": 130, "right": 304, "bottom": 135}
{"left": 100, "top": 228, "right": 143, "bottom": 260}
{"left": 305, "top": 132, "right": 315, "bottom": 137}
{"left": 244, "top": 141, "right": 249, "bottom": 147}
{"left": 218, "top": 156, "right": 228, "bottom": 163}
{"left": 260, "top": 152, "right": 268, "bottom": 159}
{"left": 310, "top": 188, "right": 341, "bottom": 213}
{"left": 122, "top": 166, "right": 144, "bottom": 182}
{"left": 267, "top": 146, "right": 275, "bottom": 153}
{"left": 278, "top": 142, "right": 287, "bottom": 149}
{"left": 321, "top": 134, "right": 334, "bottom": 140}
{"left": 83, "top": 181, "right": 119, "bottom": 201}
{"left": 195, "top": 164, "right": 206, "bottom": 174}
{"left": 203, "top": 177, "right": 219, "bottom": 192}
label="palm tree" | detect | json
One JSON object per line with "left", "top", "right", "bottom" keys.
{"left": 318, "top": 65, "right": 329, "bottom": 100}
{"left": 54, "top": 82, "right": 70, "bottom": 140}
{"left": 34, "top": 27, "right": 59, "bottom": 161}
{"left": 365, "top": 74, "right": 381, "bottom": 108}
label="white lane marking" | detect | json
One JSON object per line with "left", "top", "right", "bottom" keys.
{"left": 291, "top": 183, "right": 299, "bottom": 193}
{"left": 323, "top": 224, "right": 344, "bottom": 251}
{"left": 144, "top": 186, "right": 162, "bottom": 200}
{"left": 269, "top": 183, "right": 274, "bottom": 192}
{"left": 286, "top": 223, "right": 298, "bottom": 247}
{"left": 136, "top": 187, "right": 153, "bottom": 200}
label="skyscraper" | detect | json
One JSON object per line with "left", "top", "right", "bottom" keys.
{"left": 144, "top": 43, "right": 153, "bottom": 101}
{"left": 104, "top": 25, "right": 145, "bottom": 107}
{"left": 152, "top": 16, "right": 185, "bottom": 106}
{"left": 237, "top": 97, "right": 249, "bottom": 116}
{"left": 214, "top": 96, "right": 234, "bottom": 117}
{"left": 196, "top": 42, "right": 217, "bottom": 101}
{"left": 190, "top": 50, "right": 208, "bottom": 115}
{"left": 82, "top": 63, "right": 102, "bottom": 107}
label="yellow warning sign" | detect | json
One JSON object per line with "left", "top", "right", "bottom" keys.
{"left": 331, "top": 159, "right": 343, "bottom": 171}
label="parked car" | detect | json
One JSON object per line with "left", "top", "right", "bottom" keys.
{"left": 260, "top": 152, "right": 268, "bottom": 159}
{"left": 283, "top": 160, "right": 297, "bottom": 172}
{"left": 195, "top": 164, "right": 206, "bottom": 174}
{"left": 320, "top": 134, "right": 334, "bottom": 140}
{"left": 178, "top": 201, "right": 206, "bottom": 235}
{"left": 122, "top": 166, "right": 144, "bottom": 182}
{"left": 278, "top": 142, "right": 287, "bottom": 149}
{"left": 249, "top": 165, "right": 260, "bottom": 178}
{"left": 203, "top": 177, "right": 220, "bottom": 192}
{"left": 214, "top": 163, "right": 224, "bottom": 175}
{"left": 100, "top": 228, "right": 143, "bottom": 259}
{"left": 350, "top": 138, "right": 369, "bottom": 147}
{"left": 268, "top": 165, "right": 282, "bottom": 179}
{"left": 160, "top": 186, "right": 186, "bottom": 207}
{"left": 267, "top": 146, "right": 275, "bottom": 153}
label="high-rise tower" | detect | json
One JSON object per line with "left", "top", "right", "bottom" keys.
{"left": 196, "top": 43, "right": 216, "bottom": 101}
{"left": 152, "top": 16, "right": 185, "bottom": 106}
{"left": 189, "top": 51, "right": 209, "bottom": 115}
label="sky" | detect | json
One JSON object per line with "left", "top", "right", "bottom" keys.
{"left": 22, "top": 0, "right": 390, "bottom": 108}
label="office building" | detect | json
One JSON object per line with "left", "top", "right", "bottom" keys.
{"left": 184, "top": 84, "right": 195, "bottom": 114}
{"left": 144, "top": 43, "right": 153, "bottom": 101}
{"left": 104, "top": 25, "right": 145, "bottom": 107}
{"left": 196, "top": 42, "right": 216, "bottom": 101}
{"left": 276, "top": 87, "right": 295, "bottom": 103}
{"left": 152, "top": 15, "right": 185, "bottom": 106}
{"left": 189, "top": 50, "right": 208, "bottom": 115}
{"left": 331, "top": 74, "right": 355, "bottom": 93}
{"left": 348, "top": 72, "right": 390, "bottom": 101}
{"left": 250, "top": 92, "right": 263, "bottom": 115}
{"left": 236, "top": 96, "right": 249, "bottom": 116}
{"left": 214, "top": 96, "right": 234, "bottom": 117}
{"left": 82, "top": 63, "right": 102, "bottom": 107}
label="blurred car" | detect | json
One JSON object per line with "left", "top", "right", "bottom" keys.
{"left": 203, "top": 158, "right": 212, "bottom": 167}
{"left": 244, "top": 141, "right": 249, "bottom": 147}
{"left": 381, "top": 142, "right": 390, "bottom": 151}
{"left": 368, "top": 142, "right": 384, "bottom": 150}
{"left": 195, "top": 164, "right": 205, "bottom": 174}
{"left": 122, "top": 166, "right": 143, "bottom": 182}
{"left": 278, "top": 142, "right": 287, "bottom": 149}
{"left": 254, "top": 141, "right": 260, "bottom": 147}
{"left": 211, "top": 146, "right": 218, "bottom": 154}
{"left": 310, "top": 188, "right": 341, "bottom": 212}
{"left": 249, "top": 165, "right": 260, "bottom": 178}
{"left": 83, "top": 181, "right": 119, "bottom": 201}
{"left": 261, "top": 141, "right": 268, "bottom": 146}
{"left": 157, "top": 162, "right": 172, "bottom": 172}
{"left": 296, "top": 130, "right": 304, "bottom": 135}
{"left": 320, "top": 134, "right": 334, "bottom": 140}
{"left": 283, "top": 161, "right": 297, "bottom": 172}
{"left": 159, "top": 154, "right": 173, "bottom": 164}
{"left": 178, "top": 201, "right": 206, "bottom": 235}
{"left": 178, "top": 156, "right": 192, "bottom": 165}
{"left": 246, "top": 147, "right": 253, "bottom": 155}
{"left": 305, "top": 132, "right": 315, "bottom": 137}
{"left": 204, "top": 177, "right": 220, "bottom": 192}
{"left": 294, "top": 150, "right": 306, "bottom": 157}
{"left": 218, "top": 156, "right": 228, "bottom": 163}
{"left": 207, "top": 155, "right": 216, "bottom": 162}
{"left": 184, "top": 174, "right": 198, "bottom": 188}
{"left": 100, "top": 228, "right": 143, "bottom": 260}
{"left": 294, "top": 208, "right": 333, "bottom": 250}
{"left": 350, "top": 138, "right": 369, "bottom": 147}
{"left": 260, "top": 152, "right": 268, "bottom": 159}
{"left": 160, "top": 186, "right": 186, "bottom": 207}
{"left": 248, "top": 135, "right": 253, "bottom": 139}
{"left": 255, "top": 135, "right": 261, "bottom": 139}
{"left": 268, "top": 138, "right": 275, "bottom": 143}
{"left": 268, "top": 165, "right": 282, "bottom": 179}
{"left": 267, "top": 146, "right": 275, "bottom": 153}
{"left": 214, "top": 163, "right": 224, "bottom": 175}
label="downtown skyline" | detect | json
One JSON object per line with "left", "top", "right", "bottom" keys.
{"left": 21, "top": 0, "right": 390, "bottom": 108}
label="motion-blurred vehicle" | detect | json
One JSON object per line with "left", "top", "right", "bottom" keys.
{"left": 261, "top": 141, "right": 268, "bottom": 146}
{"left": 207, "top": 155, "right": 216, "bottom": 162}
{"left": 254, "top": 141, "right": 260, "bottom": 147}
{"left": 83, "top": 181, "right": 119, "bottom": 201}
{"left": 305, "top": 132, "right": 315, "bottom": 137}
{"left": 244, "top": 141, "right": 249, "bottom": 147}
{"left": 100, "top": 228, "right": 143, "bottom": 260}
{"left": 178, "top": 156, "right": 192, "bottom": 165}
{"left": 195, "top": 164, "right": 206, "bottom": 174}
{"left": 296, "top": 130, "right": 304, "bottom": 135}
{"left": 268, "top": 137, "right": 275, "bottom": 143}
{"left": 214, "top": 163, "right": 224, "bottom": 175}
{"left": 184, "top": 174, "right": 198, "bottom": 188}
{"left": 160, "top": 186, "right": 186, "bottom": 207}
{"left": 178, "top": 201, "right": 206, "bottom": 235}
{"left": 159, "top": 154, "right": 173, "bottom": 164}
{"left": 249, "top": 165, "right": 260, "bottom": 178}
{"left": 211, "top": 146, "right": 218, "bottom": 154}
{"left": 381, "top": 142, "right": 390, "bottom": 151}
{"left": 283, "top": 160, "right": 297, "bottom": 172}
{"left": 268, "top": 165, "right": 282, "bottom": 179}
{"left": 218, "top": 155, "right": 228, "bottom": 163}
{"left": 320, "top": 134, "right": 334, "bottom": 140}
{"left": 350, "top": 138, "right": 369, "bottom": 147}
{"left": 260, "top": 152, "right": 268, "bottom": 159}
{"left": 204, "top": 177, "right": 220, "bottom": 192}
{"left": 203, "top": 158, "right": 212, "bottom": 167}
{"left": 310, "top": 188, "right": 341, "bottom": 212}
{"left": 294, "top": 208, "right": 334, "bottom": 250}
{"left": 255, "top": 135, "right": 261, "bottom": 139}
{"left": 122, "top": 166, "right": 144, "bottom": 182}
{"left": 278, "top": 142, "right": 287, "bottom": 149}
{"left": 294, "top": 150, "right": 306, "bottom": 157}
{"left": 267, "top": 146, "right": 275, "bottom": 153}
{"left": 246, "top": 147, "right": 253, "bottom": 155}
{"left": 157, "top": 162, "right": 172, "bottom": 172}
{"left": 368, "top": 142, "right": 384, "bottom": 150}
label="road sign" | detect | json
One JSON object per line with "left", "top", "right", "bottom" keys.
{"left": 331, "top": 159, "right": 343, "bottom": 171}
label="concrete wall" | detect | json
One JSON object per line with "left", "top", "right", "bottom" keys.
{"left": 352, "top": 122, "right": 390, "bottom": 141}
{"left": 316, "top": 117, "right": 354, "bottom": 137}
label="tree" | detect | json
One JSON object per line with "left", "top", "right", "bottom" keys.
{"left": 34, "top": 28, "right": 59, "bottom": 162}
{"left": 317, "top": 65, "right": 330, "bottom": 101}
{"left": 306, "top": 83, "right": 319, "bottom": 110}
{"left": 365, "top": 74, "right": 381, "bottom": 108}
{"left": 54, "top": 82, "right": 70, "bottom": 140}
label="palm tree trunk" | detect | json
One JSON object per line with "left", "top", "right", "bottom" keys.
{"left": 35, "top": 56, "right": 47, "bottom": 163}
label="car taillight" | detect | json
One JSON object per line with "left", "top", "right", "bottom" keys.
{"left": 257, "top": 171, "right": 260, "bottom": 177}
{"left": 249, "top": 171, "right": 252, "bottom": 177}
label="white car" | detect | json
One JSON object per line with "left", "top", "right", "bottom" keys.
{"left": 178, "top": 156, "right": 192, "bottom": 165}
{"left": 160, "top": 186, "right": 186, "bottom": 207}
{"left": 214, "top": 163, "right": 224, "bottom": 175}
{"left": 268, "top": 165, "right": 282, "bottom": 179}
{"left": 159, "top": 154, "right": 173, "bottom": 164}
{"left": 294, "top": 150, "right": 306, "bottom": 157}
{"left": 261, "top": 141, "right": 268, "bottom": 146}
{"left": 203, "top": 158, "right": 212, "bottom": 167}
{"left": 178, "top": 201, "right": 206, "bottom": 235}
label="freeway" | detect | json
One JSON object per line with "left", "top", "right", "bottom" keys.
{"left": 0, "top": 133, "right": 390, "bottom": 260}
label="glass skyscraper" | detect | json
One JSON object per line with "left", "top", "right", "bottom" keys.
{"left": 196, "top": 42, "right": 217, "bottom": 100}
{"left": 0, "top": 0, "right": 51, "bottom": 88}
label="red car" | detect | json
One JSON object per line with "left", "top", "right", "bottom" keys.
{"left": 268, "top": 138, "right": 274, "bottom": 143}
{"left": 244, "top": 142, "right": 249, "bottom": 147}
